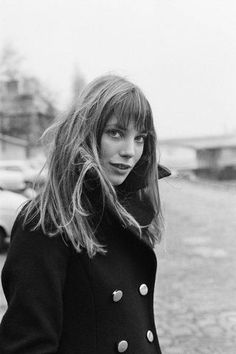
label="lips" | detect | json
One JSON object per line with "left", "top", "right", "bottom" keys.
{"left": 110, "top": 163, "right": 132, "bottom": 170}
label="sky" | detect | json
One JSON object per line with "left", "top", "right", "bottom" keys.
{"left": 0, "top": 0, "right": 236, "bottom": 138}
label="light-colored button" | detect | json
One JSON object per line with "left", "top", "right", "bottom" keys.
{"left": 147, "top": 330, "right": 154, "bottom": 342}
{"left": 139, "top": 283, "right": 148, "bottom": 296}
{"left": 112, "top": 290, "right": 123, "bottom": 302}
{"left": 117, "top": 340, "right": 128, "bottom": 352}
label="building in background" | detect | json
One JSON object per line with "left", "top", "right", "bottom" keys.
{"left": 0, "top": 77, "right": 56, "bottom": 159}
{"left": 160, "top": 134, "right": 236, "bottom": 180}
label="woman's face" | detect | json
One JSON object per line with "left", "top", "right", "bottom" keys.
{"left": 100, "top": 115, "right": 147, "bottom": 185}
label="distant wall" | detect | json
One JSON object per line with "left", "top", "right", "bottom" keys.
{"left": 218, "top": 147, "right": 236, "bottom": 167}
{"left": 196, "top": 146, "right": 236, "bottom": 169}
{"left": 159, "top": 145, "right": 198, "bottom": 170}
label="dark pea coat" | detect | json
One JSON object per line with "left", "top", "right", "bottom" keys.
{"left": 0, "top": 165, "right": 170, "bottom": 354}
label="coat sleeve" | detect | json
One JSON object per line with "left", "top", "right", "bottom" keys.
{"left": 0, "top": 215, "right": 70, "bottom": 354}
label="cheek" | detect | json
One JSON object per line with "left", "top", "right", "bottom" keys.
{"left": 100, "top": 135, "right": 114, "bottom": 162}
{"left": 135, "top": 145, "right": 144, "bottom": 163}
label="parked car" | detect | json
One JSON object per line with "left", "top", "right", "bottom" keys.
{"left": 0, "top": 189, "right": 27, "bottom": 252}
{"left": 0, "top": 170, "right": 26, "bottom": 192}
{"left": 0, "top": 160, "right": 46, "bottom": 188}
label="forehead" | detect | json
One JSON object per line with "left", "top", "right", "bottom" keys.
{"left": 105, "top": 115, "right": 145, "bottom": 132}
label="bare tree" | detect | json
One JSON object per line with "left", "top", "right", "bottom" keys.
{"left": 0, "top": 44, "right": 57, "bottom": 144}
{"left": 70, "top": 66, "right": 86, "bottom": 108}
{"left": 0, "top": 43, "right": 24, "bottom": 80}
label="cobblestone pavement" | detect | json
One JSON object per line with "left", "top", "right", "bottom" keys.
{"left": 155, "top": 178, "right": 236, "bottom": 354}
{"left": 1, "top": 179, "right": 236, "bottom": 353}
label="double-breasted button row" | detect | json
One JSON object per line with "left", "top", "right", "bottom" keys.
{"left": 113, "top": 284, "right": 150, "bottom": 352}
{"left": 112, "top": 283, "right": 148, "bottom": 302}
{"left": 117, "top": 331, "right": 154, "bottom": 352}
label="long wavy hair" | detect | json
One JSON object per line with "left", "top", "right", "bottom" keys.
{"left": 23, "top": 74, "right": 162, "bottom": 257}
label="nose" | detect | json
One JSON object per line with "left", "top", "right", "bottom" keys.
{"left": 119, "top": 138, "right": 135, "bottom": 159}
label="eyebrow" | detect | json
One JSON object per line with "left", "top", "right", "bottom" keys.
{"left": 105, "top": 123, "right": 147, "bottom": 134}
{"left": 105, "top": 123, "right": 126, "bottom": 131}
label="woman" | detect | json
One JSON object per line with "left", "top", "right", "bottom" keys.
{"left": 0, "top": 74, "right": 170, "bottom": 353}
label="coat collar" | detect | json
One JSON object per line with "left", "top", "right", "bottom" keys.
{"left": 115, "top": 162, "right": 170, "bottom": 227}
{"left": 85, "top": 162, "right": 170, "bottom": 228}
{"left": 116, "top": 189, "right": 155, "bottom": 227}
{"left": 116, "top": 161, "right": 171, "bottom": 193}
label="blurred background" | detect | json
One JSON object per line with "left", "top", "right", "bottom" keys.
{"left": 0, "top": 0, "right": 236, "bottom": 353}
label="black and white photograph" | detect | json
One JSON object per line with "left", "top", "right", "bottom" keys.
{"left": 0, "top": 1, "right": 236, "bottom": 353}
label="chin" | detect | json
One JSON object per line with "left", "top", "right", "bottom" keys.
{"left": 111, "top": 179, "right": 126, "bottom": 186}
{"left": 109, "top": 175, "right": 127, "bottom": 186}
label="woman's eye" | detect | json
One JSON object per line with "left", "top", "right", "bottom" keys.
{"left": 107, "top": 129, "right": 121, "bottom": 138}
{"left": 135, "top": 135, "right": 146, "bottom": 143}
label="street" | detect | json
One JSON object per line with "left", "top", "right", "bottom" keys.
{"left": 155, "top": 178, "right": 236, "bottom": 353}
{"left": 1, "top": 178, "right": 236, "bottom": 353}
